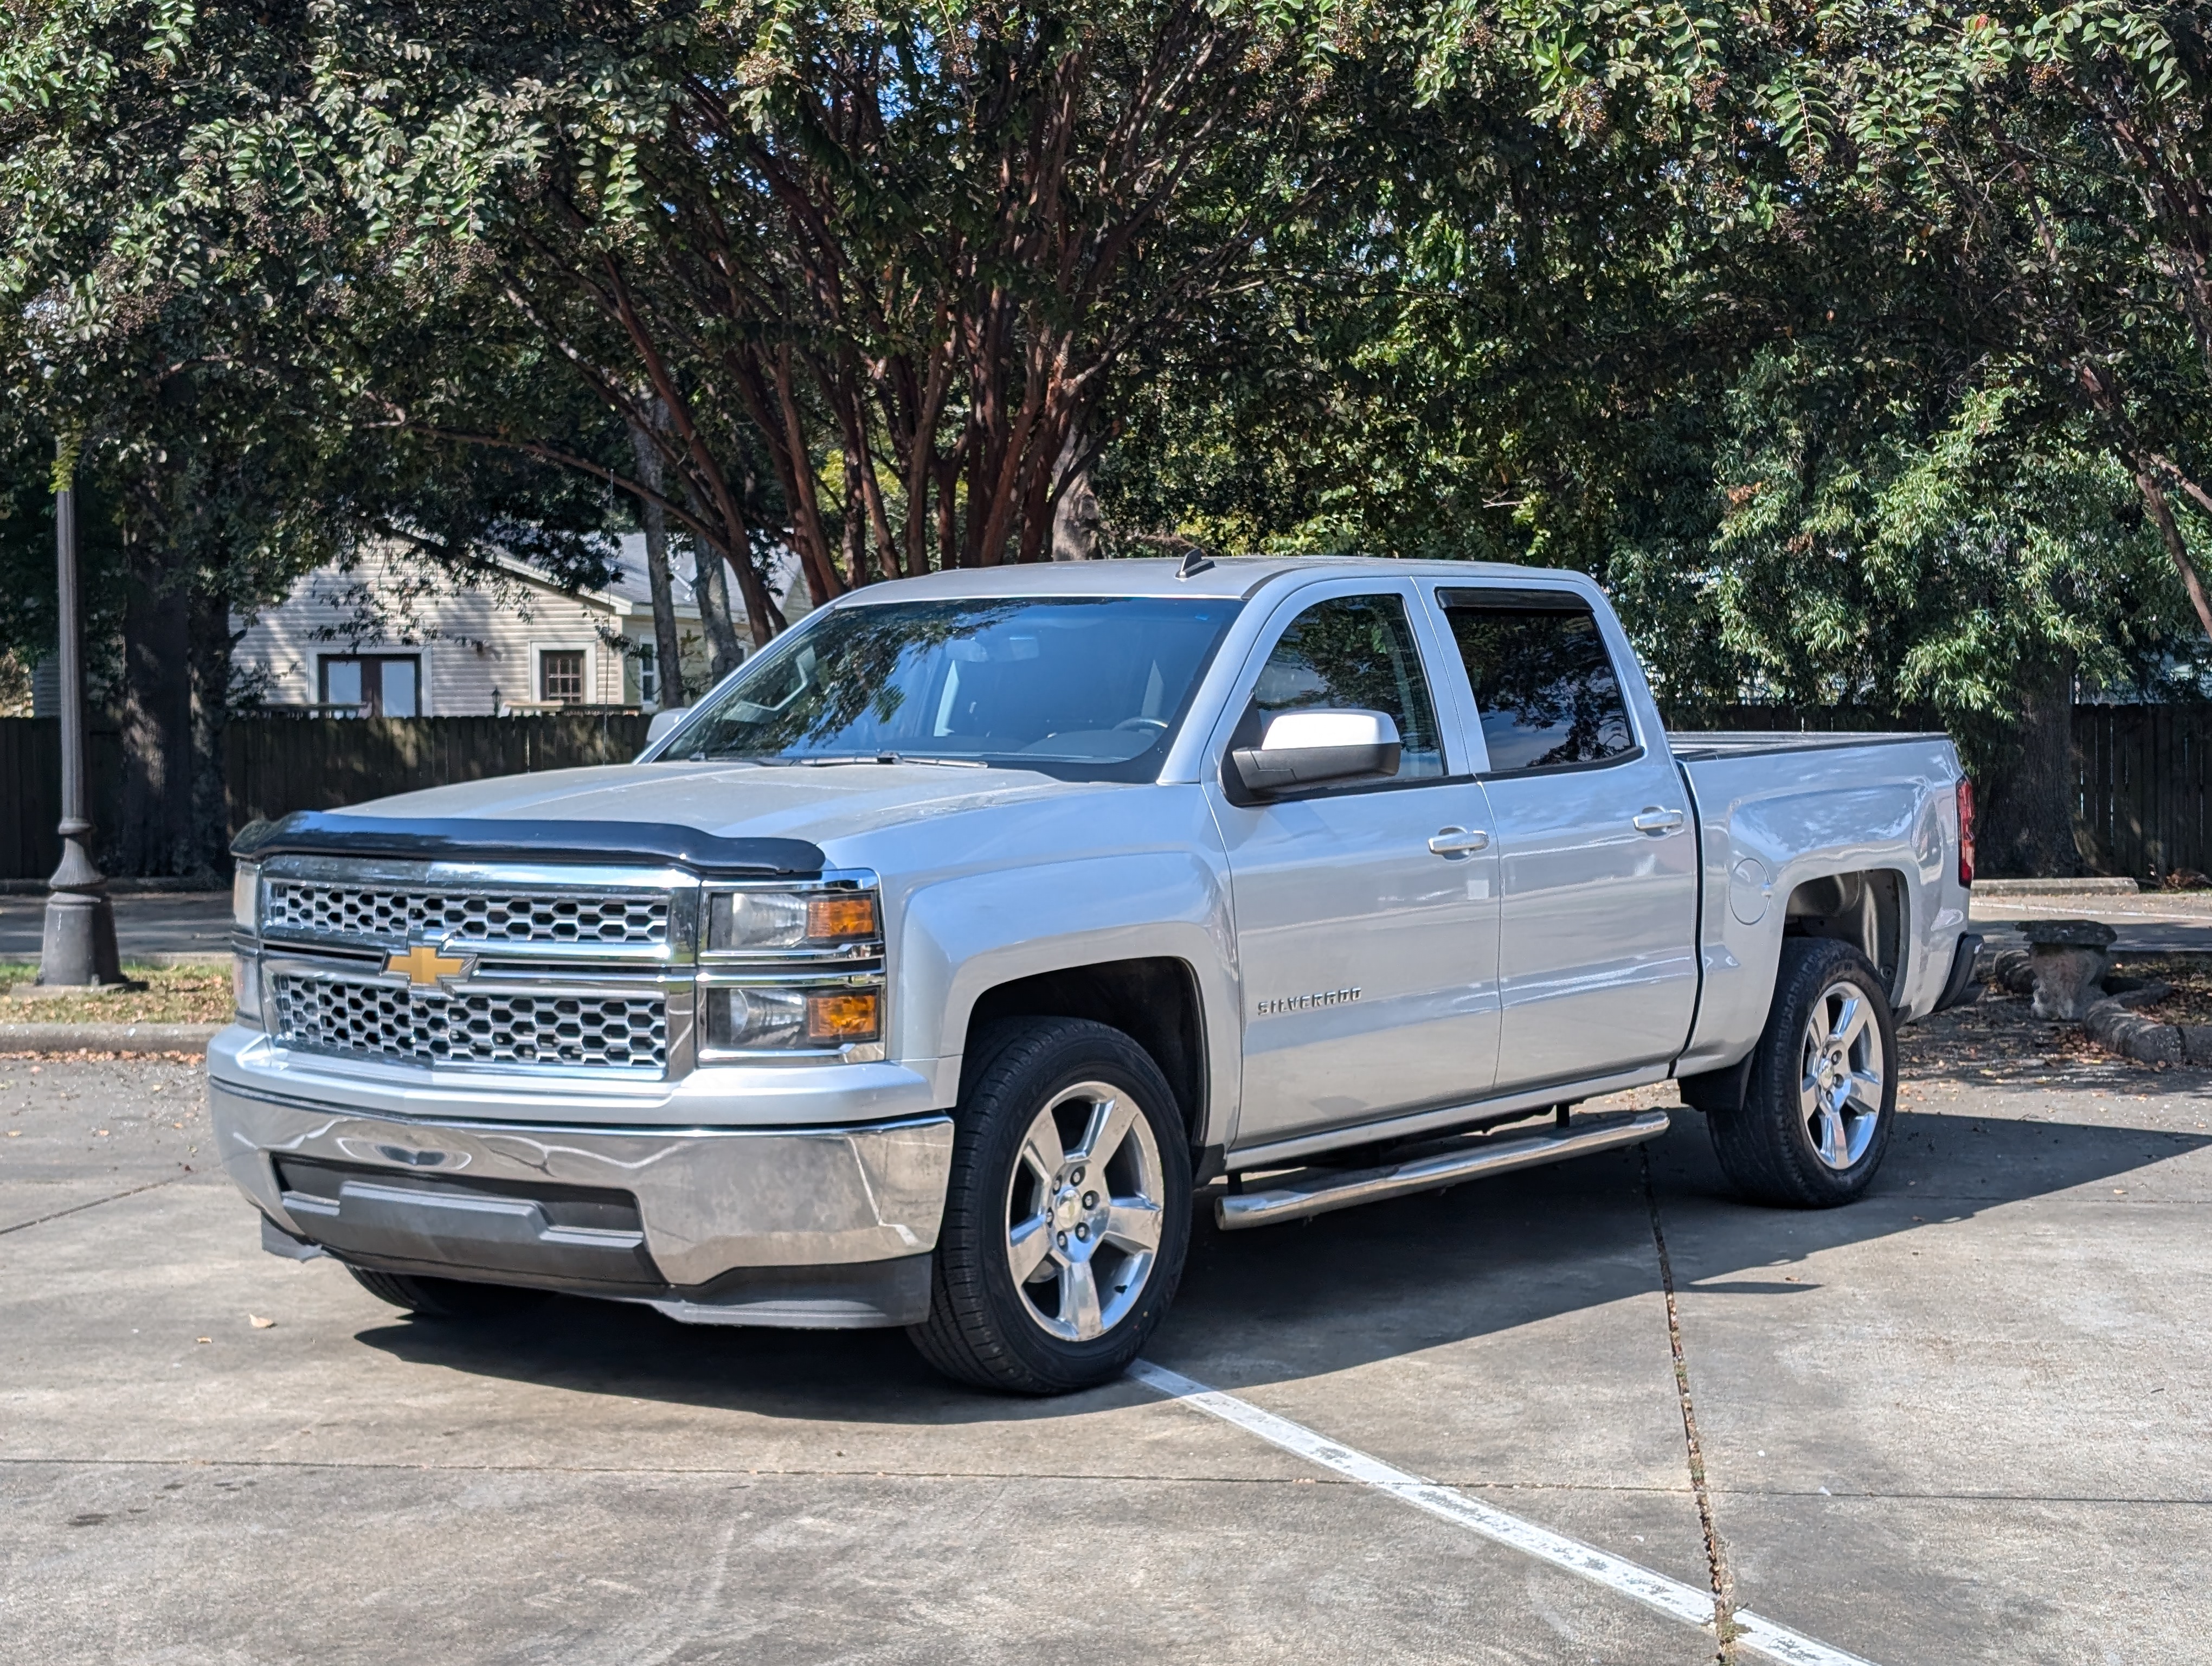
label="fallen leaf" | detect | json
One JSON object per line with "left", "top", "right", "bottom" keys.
{"left": 249, "top": 1315, "right": 274, "bottom": 1329}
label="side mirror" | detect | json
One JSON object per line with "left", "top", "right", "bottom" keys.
{"left": 1230, "top": 709, "right": 1401, "bottom": 798}
{"left": 639, "top": 707, "right": 689, "bottom": 759}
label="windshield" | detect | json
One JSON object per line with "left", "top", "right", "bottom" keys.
{"left": 659, "top": 596, "right": 1242, "bottom": 779}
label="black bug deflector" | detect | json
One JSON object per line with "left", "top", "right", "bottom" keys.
{"left": 233, "top": 812, "right": 826, "bottom": 880}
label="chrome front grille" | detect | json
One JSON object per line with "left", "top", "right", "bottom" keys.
{"left": 269, "top": 972, "right": 668, "bottom": 1073}
{"left": 263, "top": 883, "right": 668, "bottom": 950}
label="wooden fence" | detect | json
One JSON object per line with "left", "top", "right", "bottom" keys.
{"left": 6, "top": 704, "right": 2209, "bottom": 881}
{"left": 0, "top": 720, "right": 124, "bottom": 883}
{"left": 2073, "top": 704, "right": 2212, "bottom": 882}
{"left": 3, "top": 713, "right": 652, "bottom": 880}
{"left": 224, "top": 713, "right": 654, "bottom": 831}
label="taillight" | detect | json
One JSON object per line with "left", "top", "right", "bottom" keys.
{"left": 1956, "top": 777, "right": 1975, "bottom": 888}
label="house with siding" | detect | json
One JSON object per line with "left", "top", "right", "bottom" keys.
{"left": 230, "top": 539, "right": 806, "bottom": 715}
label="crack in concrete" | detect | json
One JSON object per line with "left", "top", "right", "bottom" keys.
{"left": 0, "top": 1456, "right": 2202, "bottom": 1505}
{"left": 0, "top": 1173, "right": 190, "bottom": 1236}
{"left": 1644, "top": 1146, "right": 1740, "bottom": 1663}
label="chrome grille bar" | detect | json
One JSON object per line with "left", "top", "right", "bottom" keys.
{"left": 269, "top": 970, "right": 670, "bottom": 1074}
{"left": 263, "top": 882, "right": 669, "bottom": 950}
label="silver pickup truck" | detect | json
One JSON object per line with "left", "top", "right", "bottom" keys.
{"left": 210, "top": 558, "right": 1980, "bottom": 1392}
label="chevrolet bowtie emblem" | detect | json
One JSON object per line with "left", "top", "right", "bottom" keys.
{"left": 388, "top": 944, "right": 471, "bottom": 988}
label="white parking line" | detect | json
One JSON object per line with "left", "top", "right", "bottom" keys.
{"left": 1130, "top": 1360, "right": 1881, "bottom": 1666}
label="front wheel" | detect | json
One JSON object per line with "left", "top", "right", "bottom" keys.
{"left": 909, "top": 1018, "right": 1191, "bottom": 1394}
{"left": 1708, "top": 938, "right": 1899, "bottom": 1208}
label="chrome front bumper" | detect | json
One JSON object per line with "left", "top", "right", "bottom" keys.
{"left": 208, "top": 1074, "right": 954, "bottom": 1328}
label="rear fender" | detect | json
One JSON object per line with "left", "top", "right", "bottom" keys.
{"left": 1681, "top": 781, "right": 1940, "bottom": 1072}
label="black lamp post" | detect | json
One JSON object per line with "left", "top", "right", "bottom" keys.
{"left": 37, "top": 434, "right": 122, "bottom": 988}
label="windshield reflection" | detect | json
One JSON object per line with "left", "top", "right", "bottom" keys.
{"left": 663, "top": 597, "right": 1240, "bottom": 781}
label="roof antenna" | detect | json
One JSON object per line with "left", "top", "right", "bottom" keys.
{"left": 1176, "top": 547, "right": 1216, "bottom": 579}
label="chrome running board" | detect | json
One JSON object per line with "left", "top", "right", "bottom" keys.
{"left": 1216, "top": 1108, "right": 1671, "bottom": 1231}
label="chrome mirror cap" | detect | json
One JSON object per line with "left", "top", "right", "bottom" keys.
{"left": 641, "top": 707, "right": 688, "bottom": 757}
{"left": 1230, "top": 708, "right": 1401, "bottom": 797}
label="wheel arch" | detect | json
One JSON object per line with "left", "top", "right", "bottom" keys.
{"left": 1780, "top": 866, "right": 1909, "bottom": 1008}
{"left": 1681, "top": 864, "right": 1911, "bottom": 1117}
{"left": 962, "top": 958, "right": 1210, "bottom": 1153}
{"left": 893, "top": 848, "right": 1240, "bottom": 1151}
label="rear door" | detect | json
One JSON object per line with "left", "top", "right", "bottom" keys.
{"left": 1424, "top": 582, "right": 1698, "bottom": 1093}
{"left": 1206, "top": 579, "right": 1502, "bottom": 1150}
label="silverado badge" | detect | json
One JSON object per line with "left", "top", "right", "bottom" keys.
{"left": 387, "top": 943, "right": 472, "bottom": 989}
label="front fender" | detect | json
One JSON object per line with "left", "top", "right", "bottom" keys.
{"left": 893, "top": 850, "right": 1240, "bottom": 1145}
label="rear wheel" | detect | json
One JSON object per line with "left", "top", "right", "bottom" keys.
{"left": 345, "top": 1265, "right": 548, "bottom": 1320}
{"left": 1708, "top": 938, "right": 1898, "bottom": 1208}
{"left": 909, "top": 1018, "right": 1191, "bottom": 1394}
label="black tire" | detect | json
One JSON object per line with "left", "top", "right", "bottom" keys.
{"left": 345, "top": 1265, "right": 549, "bottom": 1320}
{"left": 909, "top": 1018, "right": 1192, "bottom": 1394}
{"left": 1708, "top": 938, "right": 1899, "bottom": 1208}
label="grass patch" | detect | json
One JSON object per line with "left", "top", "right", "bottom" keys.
{"left": 0, "top": 963, "right": 232, "bottom": 1025}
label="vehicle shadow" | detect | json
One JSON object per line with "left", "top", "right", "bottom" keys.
{"left": 353, "top": 1095, "right": 2209, "bottom": 1421}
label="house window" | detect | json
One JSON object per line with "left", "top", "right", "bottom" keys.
{"left": 638, "top": 650, "right": 660, "bottom": 710}
{"left": 319, "top": 655, "right": 419, "bottom": 717}
{"left": 540, "top": 649, "right": 587, "bottom": 704}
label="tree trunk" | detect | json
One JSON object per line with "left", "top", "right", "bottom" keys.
{"left": 2134, "top": 466, "right": 2212, "bottom": 640}
{"left": 188, "top": 583, "right": 233, "bottom": 874}
{"left": 1050, "top": 432, "right": 1100, "bottom": 560}
{"left": 116, "top": 549, "right": 196, "bottom": 876}
{"left": 840, "top": 438, "right": 866, "bottom": 585}
{"left": 668, "top": 471, "right": 748, "bottom": 676}
{"left": 1978, "top": 659, "right": 2084, "bottom": 879}
{"left": 627, "top": 411, "right": 690, "bottom": 707}
{"left": 692, "top": 544, "right": 745, "bottom": 681}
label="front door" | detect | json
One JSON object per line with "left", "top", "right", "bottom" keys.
{"left": 1208, "top": 584, "right": 1502, "bottom": 1150}
{"left": 1429, "top": 583, "right": 1699, "bottom": 1093}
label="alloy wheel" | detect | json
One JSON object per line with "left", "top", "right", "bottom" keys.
{"left": 1798, "top": 982, "right": 1886, "bottom": 1170}
{"left": 1003, "top": 1081, "right": 1165, "bottom": 1342}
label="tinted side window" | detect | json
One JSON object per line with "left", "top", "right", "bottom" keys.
{"left": 1439, "top": 591, "right": 1635, "bottom": 773}
{"left": 1246, "top": 593, "right": 1444, "bottom": 781}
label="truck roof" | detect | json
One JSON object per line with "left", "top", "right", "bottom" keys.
{"left": 823, "top": 556, "right": 1602, "bottom": 605}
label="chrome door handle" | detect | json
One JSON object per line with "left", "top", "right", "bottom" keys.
{"left": 1632, "top": 807, "right": 1686, "bottom": 834}
{"left": 1428, "top": 826, "right": 1491, "bottom": 855}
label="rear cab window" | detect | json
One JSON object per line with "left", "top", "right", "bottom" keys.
{"left": 1435, "top": 587, "right": 1638, "bottom": 774}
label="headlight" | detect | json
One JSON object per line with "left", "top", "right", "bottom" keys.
{"left": 708, "top": 889, "right": 880, "bottom": 953}
{"left": 702, "top": 984, "right": 882, "bottom": 1052}
{"left": 232, "top": 953, "right": 264, "bottom": 1027}
{"left": 232, "top": 863, "right": 260, "bottom": 933}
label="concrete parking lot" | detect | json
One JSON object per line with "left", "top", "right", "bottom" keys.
{"left": 3, "top": 1002, "right": 2208, "bottom": 1664}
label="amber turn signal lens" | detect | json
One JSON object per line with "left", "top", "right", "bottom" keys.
{"left": 805, "top": 991, "right": 881, "bottom": 1045}
{"left": 806, "top": 894, "right": 880, "bottom": 941}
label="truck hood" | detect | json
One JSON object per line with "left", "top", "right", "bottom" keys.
{"left": 327, "top": 760, "right": 1103, "bottom": 854}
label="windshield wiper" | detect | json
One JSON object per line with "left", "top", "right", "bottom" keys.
{"left": 796, "top": 752, "right": 989, "bottom": 769}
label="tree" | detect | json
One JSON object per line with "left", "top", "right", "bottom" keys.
{"left": 1414, "top": 0, "right": 2212, "bottom": 612}
{"left": 1, "top": 0, "right": 633, "bottom": 873}
{"left": 1423, "top": 0, "right": 2212, "bottom": 869}
{"left": 1610, "top": 358, "right": 2197, "bottom": 874}
{"left": 1102, "top": 0, "right": 2211, "bottom": 873}
{"left": 310, "top": 0, "right": 1365, "bottom": 614}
